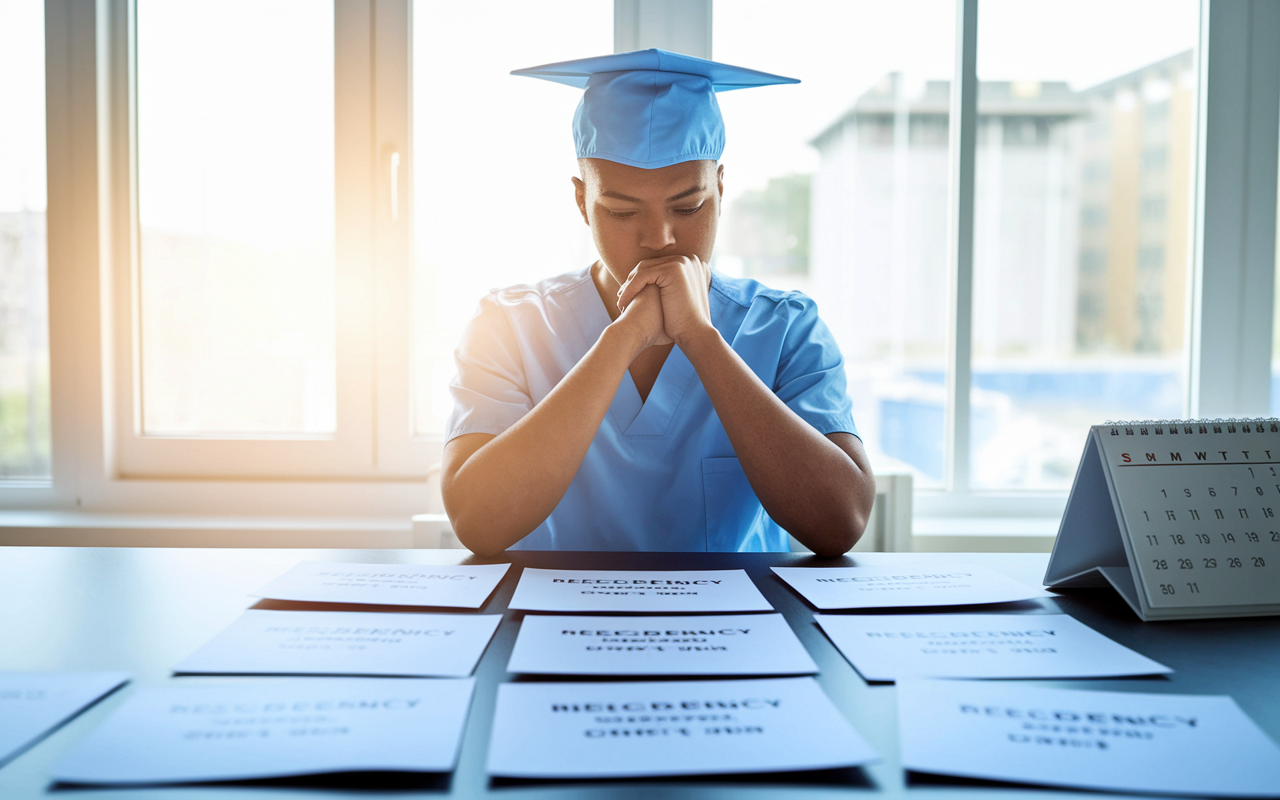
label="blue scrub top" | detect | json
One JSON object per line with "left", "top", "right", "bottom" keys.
{"left": 445, "top": 266, "right": 858, "bottom": 552}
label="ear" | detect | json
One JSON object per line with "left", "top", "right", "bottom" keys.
{"left": 716, "top": 163, "right": 725, "bottom": 213}
{"left": 572, "top": 176, "right": 589, "bottom": 226}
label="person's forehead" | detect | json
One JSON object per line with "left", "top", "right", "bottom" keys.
{"left": 584, "top": 158, "right": 716, "bottom": 199}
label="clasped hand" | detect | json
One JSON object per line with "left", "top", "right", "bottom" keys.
{"left": 615, "top": 255, "right": 714, "bottom": 350}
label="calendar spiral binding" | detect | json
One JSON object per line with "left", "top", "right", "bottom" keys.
{"left": 1103, "top": 418, "right": 1280, "bottom": 436}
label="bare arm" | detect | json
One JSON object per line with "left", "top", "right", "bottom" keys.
{"left": 441, "top": 288, "right": 663, "bottom": 556}
{"left": 618, "top": 255, "right": 875, "bottom": 557}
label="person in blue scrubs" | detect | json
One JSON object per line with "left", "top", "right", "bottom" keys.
{"left": 442, "top": 50, "right": 876, "bottom": 556}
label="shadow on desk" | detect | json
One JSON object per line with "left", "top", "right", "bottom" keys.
{"left": 489, "top": 765, "right": 876, "bottom": 791}
{"left": 906, "top": 770, "right": 1056, "bottom": 793}
{"left": 51, "top": 771, "right": 454, "bottom": 793}
{"left": 804, "top": 599, "right": 1053, "bottom": 616}
{"left": 251, "top": 598, "right": 488, "bottom": 614}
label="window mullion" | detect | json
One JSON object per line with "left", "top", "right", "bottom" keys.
{"left": 369, "top": 0, "right": 422, "bottom": 474}
{"left": 944, "top": 0, "right": 979, "bottom": 493}
{"left": 613, "top": 0, "right": 711, "bottom": 58}
{"left": 335, "top": 0, "right": 378, "bottom": 469}
{"left": 1187, "top": 0, "right": 1280, "bottom": 418}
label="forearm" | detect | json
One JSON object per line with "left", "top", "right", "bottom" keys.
{"left": 443, "top": 324, "right": 643, "bottom": 554}
{"left": 681, "top": 329, "right": 875, "bottom": 557}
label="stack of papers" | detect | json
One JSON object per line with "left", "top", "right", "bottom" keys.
{"left": 508, "top": 568, "right": 772, "bottom": 613}
{"left": 507, "top": 614, "right": 817, "bottom": 676}
{"left": 815, "top": 613, "right": 1171, "bottom": 682}
{"left": 486, "top": 677, "right": 878, "bottom": 778}
{"left": 52, "top": 678, "right": 476, "bottom": 785}
{"left": 772, "top": 564, "right": 1047, "bottom": 609}
{"left": 175, "top": 609, "right": 501, "bottom": 677}
{"left": 898, "top": 679, "right": 1280, "bottom": 796}
{"left": 253, "top": 562, "right": 510, "bottom": 608}
{"left": 0, "top": 672, "right": 129, "bottom": 766}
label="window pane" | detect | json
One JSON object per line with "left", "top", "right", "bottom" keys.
{"left": 970, "top": 0, "right": 1198, "bottom": 489}
{"left": 138, "top": 1, "right": 336, "bottom": 435}
{"left": 411, "top": 1, "right": 611, "bottom": 435}
{"left": 0, "top": 0, "right": 51, "bottom": 479}
{"left": 716, "top": 0, "right": 956, "bottom": 486}
{"left": 1273, "top": 132, "right": 1280, "bottom": 416}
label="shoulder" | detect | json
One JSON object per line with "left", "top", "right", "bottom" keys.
{"left": 481, "top": 265, "right": 594, "bottom": 311}
{"left": 710, "top": 273, "right": 842, "bottom": 368}
{"left": 710, "top": 271, "right": 818, "bottom": 321}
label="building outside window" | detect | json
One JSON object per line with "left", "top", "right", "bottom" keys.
{"left": 719, "top": 1, "right": 1199, "bottom": 492}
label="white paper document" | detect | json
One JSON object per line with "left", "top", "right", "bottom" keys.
{"left": 898, "top": 679, "right": 1280, "bottom": 797}
{"left": 174, "top": 609, "right": 501, "bottom": 677}
{"left": 506, "top": 614, "right": 817, "bottom": 676}
{"left": 0, "top": 671, "right": 129, "bottom": 766}
{"left": 815, "top": 613, "right": 1171, "bottom": 682}
{"left": 486, "top": 677, "right": 878, "bottom": 778}
{"left": 52, "top": 678, "right": 476, "bottom": 785}
{"left": 252, "top": 561, "right": 510, "bottom": 608}
{"left": 772, "top": 564, "right": 1048, "bottom": 609}
{"left": 508, "top": 568, "right": 772, "bottom": 613}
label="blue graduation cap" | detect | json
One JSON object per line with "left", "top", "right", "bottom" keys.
{"left": 512, "top": 49, "right": 799, "bottom": 169}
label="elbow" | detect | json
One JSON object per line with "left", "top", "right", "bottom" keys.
{"left": 458, "top": 532, "right": 508, "bottom": 558}
{"left": 444, "top": 508, "right": 510, "bottom": 558}
{"left": 808, "top": 510, "right": 866, "bottom": 558}
{"left": 442, "top": 472, "right": 542, "bottom": 556}
{"left": 827, "top": 464, "right": 877, "bottom": 556}
{"left": 442, "top": 487, "right": 507, "bottom": 557}
{"left": 445, "top": 494, "right": 532, "bottom": 557}
{"left": 809, "top": 449, "right": 876, "bottom": 558}
{"left": 441, "top": 469, "right": 501, "bottom": 557}
{"left": 809, "top": 540, "right": 854, "bottom": 559}
{"left": 782, "top": 505, "right": 865, "bottom": 558}
{"left": 793, "top": 478, "right": 875, "bottom": 558}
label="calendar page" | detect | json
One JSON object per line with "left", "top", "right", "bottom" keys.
{"left": 1095, "top": 421, "right": 1280, "bottom": 612}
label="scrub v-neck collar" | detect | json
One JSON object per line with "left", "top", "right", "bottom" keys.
{"left": 569, "top": 267, "right": 702, "bottom": 438}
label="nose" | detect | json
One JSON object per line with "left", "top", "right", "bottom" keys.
{"left": 638, "top": 215, "right": 676, "bottom": 253}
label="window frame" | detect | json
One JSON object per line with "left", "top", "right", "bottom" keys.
{"left": 920, "top": 0, "right": 1280, "bottom": 526}
{"left": 113, "top": 0, "right": 381, "bottom": 479}
{"left": 14, "top": 0, "right": 437, "bottom": 518}
{"left": 5, "top": 0, "right": 1278, "bottom": 533}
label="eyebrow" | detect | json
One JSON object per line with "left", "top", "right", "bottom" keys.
{"left": 600, "top": 185, "right": 706, "bottom": 204}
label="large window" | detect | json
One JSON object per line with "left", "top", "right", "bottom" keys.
{"left": 971, "top": 0, "right": 1199, "bottom": 490}
{"left": 7, "top": 0, "right": 1280, "bottom": 530}
{"left": 138, "top": 0, "right": 337, "bottom": 437}
{"left": 717, "top": 0, "right": 1201, "bottom": 493}
{"left": 137, "top": 1, "right": 336, "bottom": 437}
{"left": 0, "top": 0, "right": 50, "bottom": 480}
{"left": 716, "top": 0, "right": 956, "bottom": 488}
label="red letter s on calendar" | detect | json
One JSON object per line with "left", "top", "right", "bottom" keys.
{"left": 1122, "top": 453, "right": 1132, "bottom": 463}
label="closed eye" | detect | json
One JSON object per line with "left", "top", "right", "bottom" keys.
{"left": 605, "top": 209, "right": 637, "bottom": 218}
{"left": 675, "top": 203, "right": 704, "bottom": 216}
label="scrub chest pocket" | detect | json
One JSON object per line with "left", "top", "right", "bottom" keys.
{"left": 701, "top": 457, "right": 787, "bottom": 552}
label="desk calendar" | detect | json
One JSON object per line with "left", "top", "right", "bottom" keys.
{"left": 1046, "top": 420, "right": 1280, "bottom": 620}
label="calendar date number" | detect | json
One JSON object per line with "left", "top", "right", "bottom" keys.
{"left": 1142, "top": 530, "right": 1278, "bottom": 548}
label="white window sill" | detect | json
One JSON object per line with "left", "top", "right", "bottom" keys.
{"left": 912, "top": 516, "right": 1058, "bottom": 553}
{"left": 0, "top": 511, "right": 418, "bottom": 548}
{"left": 0, "top": 510, "right": 1058, "bottom": 554}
